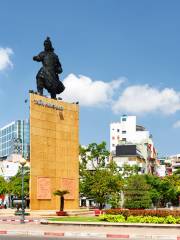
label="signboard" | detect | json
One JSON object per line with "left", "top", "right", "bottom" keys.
{"left": 37, "top": 177, "right": 51, "bottom": 199}
{"left": 61, "top": 178, "right": 75, "bottom": 200}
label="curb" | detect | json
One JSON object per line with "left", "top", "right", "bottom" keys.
{"left": 0, "top": 231, "right": 179, "bottom": 239}
{"left": 43, "top": 220, "right": 180, "bottom": 229}
{"left": 0, "top": 219, "right": 40, "bottom": 223}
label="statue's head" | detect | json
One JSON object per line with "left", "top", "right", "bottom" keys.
{"left": 44, "top": 37, "right": 54, "bottom": 52}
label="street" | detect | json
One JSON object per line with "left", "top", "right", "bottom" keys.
{"left": 0, "top": 221, "right": 179, "bottom": 240}
{"left": 0, "top": 236, "right": 178, "bottom": 240}
{"left": 0, "top": 237, "right": 108, "bottom": 240}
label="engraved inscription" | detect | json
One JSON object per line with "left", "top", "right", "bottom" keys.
{"left": 61, "top": 178, "right": 75, "bottom": 200}
{"left": 37, "top": 177, "right": 51, "bottom": 199}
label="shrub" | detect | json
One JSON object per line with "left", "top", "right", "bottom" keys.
{"left": 164, "top": 215, "right": 178, "bottom": 224}
{"left": 104, "top": 209, "right": 180, "bottom": 218}
{"left": 99, "top": 214, "right": 180, "bottom": 224}
{"left": 99, "top": 214, "right": 125, "bottom": 222}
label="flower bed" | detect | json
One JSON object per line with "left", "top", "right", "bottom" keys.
{"left": 104, "top": 209, "right": 180, "bottom": 218}
{"left": 99, "top": 214, "right": 180, "bottom": 224}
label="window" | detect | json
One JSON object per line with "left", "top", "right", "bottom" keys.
{"left": 112, "top": 144, "right": 115, "bottom": 147}
{"left": 112, "top": 136, "right": 115, "bottom": 140}
{"left": 122, "top": 117, "right": 126, "bottom": 121}
{"left": 122, "top": 138, "right": 126, "bottom": 141}
{"left": 122, "top": 130, "right": 126, "bottom": 134}
{"left": 117, "top": 129, "right": 120, "bottom": 132}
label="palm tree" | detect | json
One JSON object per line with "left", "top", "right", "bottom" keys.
{"left": 53, "top": 190, "right": 69, "bottom": 211}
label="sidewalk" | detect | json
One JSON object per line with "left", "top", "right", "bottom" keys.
{"left": 0, "top": 222, "right": 179, "bottom": 239}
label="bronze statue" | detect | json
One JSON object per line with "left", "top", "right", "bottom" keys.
{"left": 33, "top": 37, "right": 65, "bottom": 99}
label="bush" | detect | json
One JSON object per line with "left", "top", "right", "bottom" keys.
{"left": 104, "top": 209, "right": 180, "bottom": 218}
{"left": 99, "top": 214, "right": 180, "bottom": 224}
{"left": 99, "top": 214, "right": 125, "bottom": 222}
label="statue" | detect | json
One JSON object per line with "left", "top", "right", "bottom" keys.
{"left": 33, "top": 37, "right": 65, "bottom": 99}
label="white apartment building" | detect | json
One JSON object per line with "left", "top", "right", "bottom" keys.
{"left": 110, "top": 115, "right": 150, "bottom": 152}
{"left": 110, "top": 115, "right": 157, "bottom": 174}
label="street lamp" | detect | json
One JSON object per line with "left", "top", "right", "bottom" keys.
{"left": 19, "top": 158, "right": 26, "bottom": 224}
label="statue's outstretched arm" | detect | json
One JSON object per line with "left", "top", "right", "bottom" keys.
{"left": 33, "top": 52, "right": 43, "bottom": 62}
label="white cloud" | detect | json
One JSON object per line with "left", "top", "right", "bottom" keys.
{"left": 173, "top": 121, "right": 180, "bottom": 128}
{"left": 112, "top": 84, "right": 180, "bottom": 115}
{"left": 0, "top": 47, "right": 13, "bottom": 71}
{"left": 61, "top": 73, "right": 124, "bottom": 106}
{"left": 60, "top": 75, "right": 180, "bottom": 115}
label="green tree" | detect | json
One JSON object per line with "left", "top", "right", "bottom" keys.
{"left": 8, "top": 166, "right": 30, "bottom": 198}
{"left": 0, "top": 176, "right": 7, "bottom": 195}
{"left": 160, "top": 175, "right": 180, "bottom": 206}
{"left": 80, "top": 142, "right": 123, "bottom": 209}
{"left": 122, "top": 164, "right": 139, "bottom": 177}
{"left": 145, "top": 174, "right": 180, "bottom": 207}
{"left": 80, "top": 141, "right": 109, "bottom": 172}
{"left": 144, "top": 174, "right": 162, "bottom": 207}
{"left": 124, "top": 175, "right": 152, "bottom": 209}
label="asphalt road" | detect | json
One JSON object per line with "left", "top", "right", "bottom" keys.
{"left": 0, "top": 236, "right": 176, "bottom": 240}
{"left": 0, "top": 237, "right": 124, "bottom": 240}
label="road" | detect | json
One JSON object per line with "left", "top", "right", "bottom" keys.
{"left": 0, "top": 237, "right": 100, "bottom": 240}
{"left": 0, "top": 222, "right": 179, "bottom": 240}
{"left": 0, "top": 236, "right": 177, "bottom": 240}
{"left": 0, "top": 237, "right": 126, "bottom": 240}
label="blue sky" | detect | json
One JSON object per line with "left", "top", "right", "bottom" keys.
{"left": 0, "top": 0, "right": 180, "bottom": 156}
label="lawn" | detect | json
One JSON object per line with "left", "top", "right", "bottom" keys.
{"left": 48, "top": 216, "right": 101, "bottom": 222}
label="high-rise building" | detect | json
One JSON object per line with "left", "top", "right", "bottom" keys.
{"left": 110, "top": 115, "right": 157, "bottom": 174}
{"left": 0, "top": 119, "right": 30, "bottom": 160}
{"left": 110, "top": 115, "right": 150, "bottom": 152}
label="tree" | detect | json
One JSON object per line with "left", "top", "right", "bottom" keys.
{"left": 124, "top": 175, "right": 152, "bottom": 209}
{"left": 80, "top": 141, "right": 109, "bottom": 172}
{"left": 144, "top": 174, "right": 180, "bottom": 207}
{"left": 53, "top": 190, "right": 69, "bottom": 211}
{"left": 0, "top": 176, "right": 7, "bottom": 195}
{"left": 121, "top": 164, "right": 139, "bottom": 177}
{"left": 80, "top": 142, "right": 123, "bottom": 209}
{"left": 8, "top": 166, "right": 30, "bottom": 198}
{"left": 144, "top": 174, "right": 162, "bottom": 207}
{"left": 160, "top": 175, "right": 180, "bottom": 206}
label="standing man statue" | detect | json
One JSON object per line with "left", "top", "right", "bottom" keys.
{"left": 33, "top": 37, "right": 65, "bottom": 99}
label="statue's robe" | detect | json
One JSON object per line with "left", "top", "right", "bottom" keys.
{"left": 35, "top": 51, "right": 65, "bottom": 94}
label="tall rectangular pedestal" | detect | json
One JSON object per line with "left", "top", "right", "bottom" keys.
{"left": 30, "top": 93, "right": 79, "bottom": 210}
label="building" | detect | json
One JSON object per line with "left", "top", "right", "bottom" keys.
{"left": 110, "top": 115, "right": 157, "bottom": 174}
{"left": 0, "top": 120, "right": 30, "bottom": 160}
{"left": 0, "top": 159, "right": 19, "bottom": 180}
{"left": 114, "top": 144, "right": 146, "bottom": 173}
{"left": 155, "top": 157, "right": 172, "bottom": 176}
{"left": 169, "top": 154, "right": 180, "bottom": 173}
{"left": 110, "top": 115, "right": 150, "bottom": 153}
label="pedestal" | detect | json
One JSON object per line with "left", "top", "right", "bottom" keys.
{"left": 29, "top": 93, "right": 79, "bottom": 210}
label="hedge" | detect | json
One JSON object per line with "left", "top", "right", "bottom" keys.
{"left": 99, "top": 214, "right": 180, "bottom": 224}
{"left": 104, "top": 209, "right": 180, "bottom": 218}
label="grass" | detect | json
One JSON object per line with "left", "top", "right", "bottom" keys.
{"left": 48, "top": 216, "right": 101, "bottom": 222}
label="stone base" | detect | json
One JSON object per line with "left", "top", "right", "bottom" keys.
{"left": 29, "top": 94, "right": 79, "bottom": 210}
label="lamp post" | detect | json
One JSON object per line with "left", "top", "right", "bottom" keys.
{"left": 19, "top": 158, "right": 26, "bottom": 224}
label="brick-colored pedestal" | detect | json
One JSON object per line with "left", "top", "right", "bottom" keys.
{"left": 29, "top": 93, "right": 79, "bottom": 210}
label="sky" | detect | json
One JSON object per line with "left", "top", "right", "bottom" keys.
{"left": 0, "top": 0, "right": 180, "bottom": 156}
